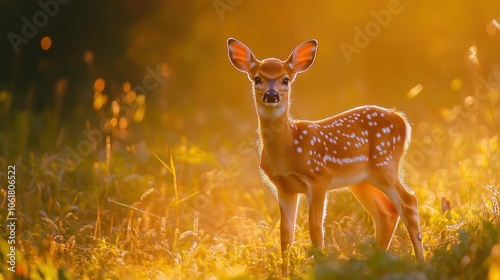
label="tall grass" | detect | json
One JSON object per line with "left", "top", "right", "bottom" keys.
{"left": 1, "top": 72, "right": 499, "bottom": 280}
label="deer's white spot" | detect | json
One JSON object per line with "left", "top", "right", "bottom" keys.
{"left": 376, "top": 161, "right": 389, "bottom": 167}
{"left": 297, "top": 147, "right": 303, "bottom": 153}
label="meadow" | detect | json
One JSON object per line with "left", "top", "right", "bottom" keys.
{"left": 0, "top": 65, "right": 499, "bottom": 279}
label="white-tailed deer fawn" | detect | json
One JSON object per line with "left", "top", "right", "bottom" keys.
{"left": 227, "top": 38, "right": 424, "bottom": 274}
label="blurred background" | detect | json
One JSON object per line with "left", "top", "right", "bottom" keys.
{"left": 1, "top": 0, "right": 499, "bottom": 157}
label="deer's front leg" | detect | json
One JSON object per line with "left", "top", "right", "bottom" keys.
{"left": 307, "top": 189, "right": 326, "bottom": 252}
{"left": 278, "top": 190, "right": 298, "bottom": 275}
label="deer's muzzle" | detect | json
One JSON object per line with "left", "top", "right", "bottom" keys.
{"left": 263, "top": 90, "right": 280, "bottom": 103}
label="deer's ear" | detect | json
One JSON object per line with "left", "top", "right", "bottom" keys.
{"left": 285, "top": 39, "right": 318, "bottom": 74}
{"left": 227, "top": 38, "right": 259, "bottom": 73}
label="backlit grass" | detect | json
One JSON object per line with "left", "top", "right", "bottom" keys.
{"left": 1, "top": 78, "right": 499, "bottom": 280}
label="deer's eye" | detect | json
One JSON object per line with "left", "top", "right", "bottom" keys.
{"left": 254, "top": 76, "right": 262, "bottom": 85}
{"left": 282, "top": 78, "right": 290, "bottom": 86}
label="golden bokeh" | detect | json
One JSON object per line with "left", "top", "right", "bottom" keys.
{"left": 407, "top": 84, "right": 423, "bottom": 99}
{"left": 450, "top": 78, "right": 463, "bottom": 91}
{"left": 94, "top": 78, "right": 105, "bottom": 93}
{"left": 41, "top": 36, "right": 52, "bottom": 51}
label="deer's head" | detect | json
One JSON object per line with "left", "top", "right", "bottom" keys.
{"left": 227, "top": 38, "right": 318, "bottom": 119}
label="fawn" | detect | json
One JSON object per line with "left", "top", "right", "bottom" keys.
{"left": 227, "top": 38, "right": 424, "bottom": 274}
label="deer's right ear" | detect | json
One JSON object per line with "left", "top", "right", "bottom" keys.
{"left": 227, "top": 38, "right": 258, "bottom": 74}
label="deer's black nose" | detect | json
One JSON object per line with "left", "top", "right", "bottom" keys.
{"left": 263, "top": 90, "right": 280, "bottom": 103}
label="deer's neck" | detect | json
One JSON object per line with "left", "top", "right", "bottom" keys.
{"left": 257, "top": 107, "right": 294, "bottom": 166}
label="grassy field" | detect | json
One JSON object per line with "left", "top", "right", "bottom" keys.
{"left": 1, "top": 77, "right": 500, "bottom": 280}
{"left": 0, "top": 59, "right": 500, "bottom": 279}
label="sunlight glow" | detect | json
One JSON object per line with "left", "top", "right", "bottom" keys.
{"left": 487, "top": 19, "right": 500, "bottom": 36}
{"left": 112, "top": 101, "right": 120, "bottom": 116}
{"left": 119, "top": 117, "right": 129, "bottom": 129}
{"left": 450, "top": 78, "right": 462, "bottom": 91}
{"left": 83, "top": 51, "right": 94, "bottom": 64}
{"left": 136, "top": 94, "right": 146, "bottom": 105}
{"left": 93, "top": 92, "right": 108, "bottom": 110}
{"left": 41, "top": 36, "right": 52, "bottom": 51}
{"left": 493, "top": 19, "right": 500, "bottom": 29}
{"left": 110, "top": 117, "right": 118, "bottom": 127}
{"left": 134, "top": 107, "right": 145, "bottom": 122}
{"left": 94, "top": 78, "right": 105, "bottom": 92}
{"left": 407, "top": 84, "right": 423, "bottom": 99}
{"left": 123, "top": 82, "right": 131, "bottom": 94}
{"left": 468, "top": 45, "right": 479, "bottom": 66}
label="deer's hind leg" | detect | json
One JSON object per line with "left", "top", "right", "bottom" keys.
{"left": 367, "top": 172, "right": 424, "bottom": 262}
{"left": 349, "top": 181, "right": 399, "bottom": 250}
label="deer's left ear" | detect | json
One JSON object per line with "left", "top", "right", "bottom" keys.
{"left": 285, "top": 39, "right": 318, "bottom": 74}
